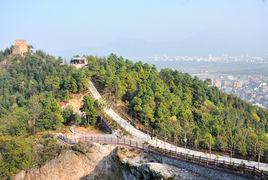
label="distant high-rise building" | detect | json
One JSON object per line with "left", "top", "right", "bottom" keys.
{"left": 223, "top": 80, "right": 232, "bottom": 87}
{"left": 233, "top": 81, "right": 242, "bottom": 89}
{"left": 214, "top": 79, "right": 222, "bottom": 88}
{"left": 12, "top": 40, "right": 29, "bottom": 55}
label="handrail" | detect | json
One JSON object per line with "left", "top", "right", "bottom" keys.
{"left": 112, "top": 106, "right": 261, "bottom": 159}
{"left": 56, "top": 134, "right": 268, "bottom": 179}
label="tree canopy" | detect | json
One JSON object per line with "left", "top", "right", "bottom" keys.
{"left": 0, "top": 51, "right": 267, "bottom": 178}
{"left": 87, "top": 54, "right": 268, "bottom": 162}
{"left": 0, "top": 51, "right": 91, "bottom": 178}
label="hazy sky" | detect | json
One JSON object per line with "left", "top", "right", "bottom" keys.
{"left": 1, "top": 0, "right": 267, "bottom": 57}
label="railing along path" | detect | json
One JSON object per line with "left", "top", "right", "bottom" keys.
{"left": 88, "top": 80, "right": 268, "bottom": 173}
{"left": 57, "top": 134, "right": 268, "bottom": 179}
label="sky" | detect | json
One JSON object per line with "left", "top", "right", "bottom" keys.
{"left": 0, "top": 0, "right": 268, "bottom": 58}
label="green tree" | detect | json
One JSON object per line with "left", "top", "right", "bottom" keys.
{"left": 257, "top": 133, "right": 268, "bottom": 166}
{"left": 81, "top": 96, "right": 101, "bottom": 125}
{"left": 0, "top": 107, "right": 30, "bottom": 136}
{"left": 0, "top": 136, "right": 34, "bottom": 178}
{"left": 62, "top": 106, "right": 81, "bottom": 125}
{"left": 202, "top": 132, "right": 215, "bottom": 157}
{"left": 36, "top": 97, "right": 63, "bottom": 130}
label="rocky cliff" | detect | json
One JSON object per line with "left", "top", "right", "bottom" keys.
{"left": 14, "top": 142, "right": 203, "bottom": 180}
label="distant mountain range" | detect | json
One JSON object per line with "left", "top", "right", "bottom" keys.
{"left": 131, "top": 54, "right": 268, "bottom": 64}
{"left": 48, "top": 38, "right": 268, "bottom": 60}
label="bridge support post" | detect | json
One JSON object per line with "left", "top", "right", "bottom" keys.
{"left": 261, "top": 170, "right": 264, "bottom": 179}
{"left": 253, "top": 166, "right": 256, "bottom": 178}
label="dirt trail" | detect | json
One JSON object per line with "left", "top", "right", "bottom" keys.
{"left": 68, "top": 92, "right": 89, "bottom": 115}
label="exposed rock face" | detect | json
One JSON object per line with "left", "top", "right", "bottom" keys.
{"left": 117, "top": 147, "right": 205, "bottom": 180}
{"left": 14, "top": 142, "right": 121, "bottom": 180}
{"left": 14, "top": 142, "right": 203, "bottom": 180}
{"left": 15, "top": 150, "right": 96, "bottom": 180}
{"left": 122, "top": 163, "right": 206, "bottom": 180}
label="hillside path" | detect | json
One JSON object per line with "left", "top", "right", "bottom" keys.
{"left": 88, "top": 80, "right": 268, "bottom": 171}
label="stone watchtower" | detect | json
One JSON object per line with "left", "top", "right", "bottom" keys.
{"left": 12, "top": 40, "right": 29, "bottom": 55}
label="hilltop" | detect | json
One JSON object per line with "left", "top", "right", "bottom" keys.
{"left": 0, "top": 50, "right": 267, "bottom": 178}
{"left": 0, "top": 50, "right": 92, "bottom": 178}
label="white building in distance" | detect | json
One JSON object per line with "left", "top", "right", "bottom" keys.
{"left": 70, "top": 57, "right": 87, "bottom": 68}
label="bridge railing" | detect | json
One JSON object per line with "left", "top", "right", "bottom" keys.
{"left": 112, "top": 106, "right": 257, "bottom": 159}
{"left": 148, "top": 146, "right": 268, "bottom": 179}
{"left": 57, "top": 134, "right": 268, "bottom": 179}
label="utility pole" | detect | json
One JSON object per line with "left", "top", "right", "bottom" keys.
{"left": 184, "top": 132, "right": 187, "bottom": 154}
{"left": 256, "top": 128, "right": 260, "bottom": 169}
{"left": 209, "top": 135, "right": 212, "bottom": 159}
{"left": 175, "top": 135, "right": 178, "bottom": 153}
{"left": 230, "top": 142, "right": 233, "bottom": 163}
{"left": 258, "top": 151, "right": 260, "bottom": 169}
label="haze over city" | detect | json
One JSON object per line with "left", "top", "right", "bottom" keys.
{"left": 1, "top": 0, "right": 268, "bottom": 57}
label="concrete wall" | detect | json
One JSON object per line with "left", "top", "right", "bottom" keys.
{"left": 97, "top": 118, "right": 113, "bottom": 134}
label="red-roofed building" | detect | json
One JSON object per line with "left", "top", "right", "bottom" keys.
{"left": 59, "top": 101, "right": 69, "bottom": 109}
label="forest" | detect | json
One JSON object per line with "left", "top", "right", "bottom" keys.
{"left": 0, "top": 50, "right": 267, "bottom": 178}
{"left": 86, "top": 54, "right": 268, "bottom": 162}
{"left": 0, "top": 50, "right": 99, "bottom": 178}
